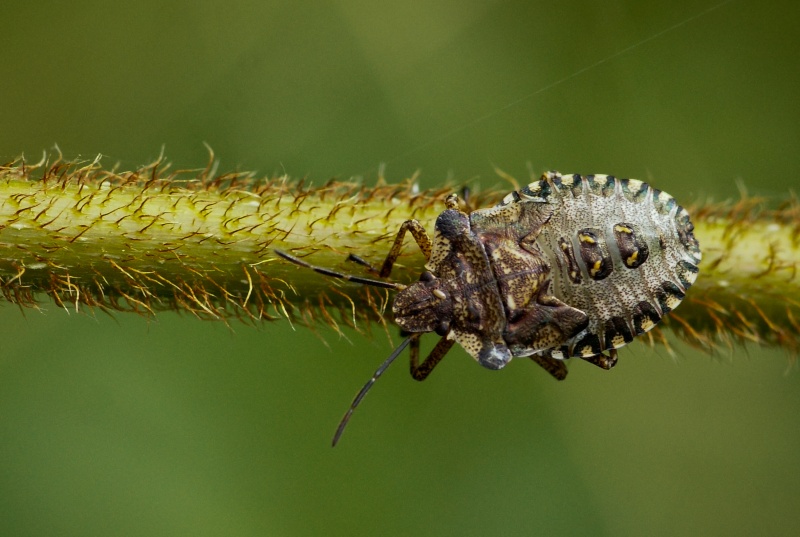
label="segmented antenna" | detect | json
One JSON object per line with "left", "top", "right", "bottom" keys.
{"left": 273, "top": 250, "right": 404, "bottom": 290}
{"left": 274, "top": 249, "right": 411, "bottom": 446}
{"left": 332, "top": 336, "right": 412, "bottom": 446}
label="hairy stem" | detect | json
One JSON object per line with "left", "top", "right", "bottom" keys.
{"left": 0, "top": 156, "right": 798, "bottom": 354}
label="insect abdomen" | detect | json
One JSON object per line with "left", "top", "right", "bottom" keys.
{"left": 501, "top": 172, "right": 701, "bottom": 358}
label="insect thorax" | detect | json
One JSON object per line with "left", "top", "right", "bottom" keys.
{"left": 394, "top": 207, "right": 514, "bottom": 369}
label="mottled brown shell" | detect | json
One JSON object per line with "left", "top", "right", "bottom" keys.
{"left": 392, "top": 171, "right": 700, "bottom": 371}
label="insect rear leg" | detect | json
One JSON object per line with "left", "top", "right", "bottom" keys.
{"left": 379, "top": 219, "right": 433, "bottom": 278}
{"left": 581, "top": 348, "right": 618, "bottom": 370}
{"left": 409, "top": 335, "right": 455, "bottom": 381}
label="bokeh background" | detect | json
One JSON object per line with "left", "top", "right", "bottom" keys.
{"left": 1, "top": 1, "right": 799, "bottom": 535}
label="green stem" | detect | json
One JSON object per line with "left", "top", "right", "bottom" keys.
{"left": 1, "top": 157, "right": 798, "bottom": 354}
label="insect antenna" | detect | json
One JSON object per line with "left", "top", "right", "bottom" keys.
{"left": 274, "top": 249, "right": 404, "bottom": 290}
{"left": 332, "top": 336, "right": 413, "bottom": 447}
{"left": 346, "top": 253, "right": 379, "bottom": 274}
{"left": 274, "top": 249, "right": 414, "bottom": 445}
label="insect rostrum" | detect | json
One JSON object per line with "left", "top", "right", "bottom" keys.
{"left": 277, "top": 171, "right": 701, "bottom": 444}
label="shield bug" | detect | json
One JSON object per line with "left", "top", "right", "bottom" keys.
{"left": 275, "top": 171, "right": 701, "bottom": 445}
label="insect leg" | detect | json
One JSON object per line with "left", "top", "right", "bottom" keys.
{"left": 460, "top": 186, "right": 473, "bottom": 213}
{"left": 379, "top": 219, "right": 433, "bottom": 278}
{"left": 409, "top": 335, "right": 455, "bottom": 381}
{"left": 529, "top": 353, "right": 568, "bottom": 380}
{"left": 580, "top": 349, "right": 618, "bottom": 370}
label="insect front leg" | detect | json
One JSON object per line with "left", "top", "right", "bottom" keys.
{"left": 409, "top": 335, "right": 455, "bottom": 381}
{"left": 379, "top": 219, "right": 433, "bottom": 278}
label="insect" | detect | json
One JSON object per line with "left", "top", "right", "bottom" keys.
{"left": 276, "top": 171, "right": 701, "bottom": 445}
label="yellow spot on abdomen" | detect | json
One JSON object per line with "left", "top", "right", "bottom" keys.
{"left": 614, "top": 224, "right": 632, "bottom": 234}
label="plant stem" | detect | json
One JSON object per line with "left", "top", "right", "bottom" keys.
{"left": 0, "top": 156, "right": 798, "bottom": 354}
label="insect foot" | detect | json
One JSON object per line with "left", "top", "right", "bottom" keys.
{"left": 275, "top": 171, "right": 700, "bottom": 445}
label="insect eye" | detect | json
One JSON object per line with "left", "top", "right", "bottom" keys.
{"left": 435, "top": 320, "right": 450, "bottom": 336}
{"left": 419, "top": 271, "right": 436, "bottom": 282}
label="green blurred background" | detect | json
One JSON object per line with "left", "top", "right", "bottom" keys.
{"left": 1, "top": 0, "right": 799, "bottom": 535}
